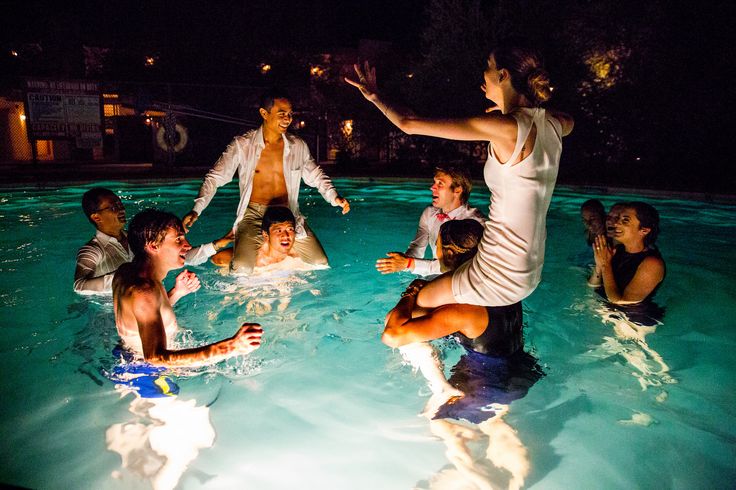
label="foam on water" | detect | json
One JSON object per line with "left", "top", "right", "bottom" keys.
{"left": 1, "top": 179, "right": 735, "bottom": 489}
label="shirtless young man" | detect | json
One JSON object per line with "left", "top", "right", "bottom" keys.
{"left": 375, "top": 166, "right": 485, "bottom": 277}
{"left": 210, "top": 206, "right": 303, "bottom": 269}
{"left": 113, "top": 209, "right": 262, "bottom": 366}
{"left": 182, "top": 89, "right": 350, "bottom": 274}
{"left": 254, "top": 207, "right": 299, "bottom": 267}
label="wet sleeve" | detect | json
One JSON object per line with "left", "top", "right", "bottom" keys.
{"left": 184, "top": 242, "right": 217, "bottom": 266}
{"left": 193, "top": 139, "right": 241, "bottom": 215}
{"left": 412, "top": 258, "right": 441, "bottom": 277}
{"left": 406, "top": 208, "right": 432, "bottom": 259}
{"left": 73, "top": 245, "right": 113, "bottom": 294}
{"left": 299, "top": 141, "right": 339, "bottom": 205}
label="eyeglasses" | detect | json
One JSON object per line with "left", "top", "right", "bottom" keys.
{"left": 95, "top": 202, "right": 125, "bottom": 213}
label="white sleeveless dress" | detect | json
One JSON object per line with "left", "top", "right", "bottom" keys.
{"left": 451, "top": 107, "right": 563, "bottom": 306}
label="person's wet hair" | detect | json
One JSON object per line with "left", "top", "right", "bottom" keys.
{"left": 435, "top": 165, "right": 473, "bottom": 204}
{"left": 128, "top": 209, "right": 184, "bottom": 257}
{"left": 82, "top": 187, "right": 117, "bottom": 223}
{"left": 581, "top": 199, "right": 605, "bottom": 215}
{"left": 491, "top": 44, "right": 551, "bottom": 105}
{"left": 439, "top": 219, "right": 485, "bottom": 271}
{"left": 259, "top": 87, "right": 292, "bottom": 112}
{"left": 581, "top": 199, "right": 606, "bottom": 245}
{"left": 627, "top": 201, "right": 660, "bottom": 247}
{"left": 261, "top": 206, "right": 296, "bottom": 234}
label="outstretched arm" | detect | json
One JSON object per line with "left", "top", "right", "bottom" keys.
{"left": 345, "top": 61, "right": 518, "bottom": 143}
{"left": 127, "top": 283, "right": 262, "bottom": 367}
{"left": 186, "top": 139, "right": 242, "bottom": 231}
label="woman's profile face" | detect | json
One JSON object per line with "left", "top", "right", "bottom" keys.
{"left": 482, "top": 55, "right": 501, "bottom": 102}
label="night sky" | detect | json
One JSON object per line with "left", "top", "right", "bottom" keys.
{"left": 2, "top": 0, "right": 425, "bottom": 50}
{"left": 2, "top": 0, "right": 731, "bottom": 191}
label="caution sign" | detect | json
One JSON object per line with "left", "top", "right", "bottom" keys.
{"left": 25, "top": 79, "right": 102, "bottom": 146}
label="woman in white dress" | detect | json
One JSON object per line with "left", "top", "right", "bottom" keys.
{"left": 347, "top": 44, "right": 574, "bottom": 308}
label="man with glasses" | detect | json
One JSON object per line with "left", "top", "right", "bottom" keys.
{"left": 181, "top": 88, "right": 350, "bottom": 274}
{"left": 74, "top": 188, "right": 232, "bottom": 294}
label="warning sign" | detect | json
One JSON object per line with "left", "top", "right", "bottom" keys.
{"left": 25, "top": 79, "right": 102, "bottom": 144}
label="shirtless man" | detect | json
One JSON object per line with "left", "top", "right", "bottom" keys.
{"left": 113, "top": 209, "right": 262, "bottom": 366}
{"left": 210, "top": 206, "right": 303, "bottom": 269}
{"left": 182, "top": 88, "right": 350, "bottom": 274}
{"left": 255, "top": 207, "right": 299, "bottom": 267}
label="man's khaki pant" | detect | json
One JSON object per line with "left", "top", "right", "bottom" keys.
{"left": 231, "top": 203, "right": 328, "bottom": 273}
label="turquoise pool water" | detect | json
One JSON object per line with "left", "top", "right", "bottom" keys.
{"left": 0, "top": 179, "right": 734, "bottom": 489}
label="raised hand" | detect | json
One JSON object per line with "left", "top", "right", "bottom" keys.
{"left": 376, "top": 252, "right": 410, "bottom": 274}
{"left": 175, "top": 269, "right": 201, "bottom": 295}
{"left": 344, "top": 61, "right": 379, "bottom": 102}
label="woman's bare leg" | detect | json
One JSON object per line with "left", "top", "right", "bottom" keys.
{"left": 416, "top": 273, "right": 457, "bottom": 309}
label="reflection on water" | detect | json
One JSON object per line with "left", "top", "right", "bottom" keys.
{"left": 577, "top": 301, "right": 678, "bottom": 427}
{"left": 400, "top": 342, "right": 543, "bottom": 489}
{"left": 592, "top": 304, "right": 676, "bottom": 393}
{"left": 106, "top": 388, "right": 215, "bottom": 490}
{"left": 104, "top": 264, "right": 323, "bottom": 489}
{"left": 212, "top": 260, "right": 324, "bottom": 317}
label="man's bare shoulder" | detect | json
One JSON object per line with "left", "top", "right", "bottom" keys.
{"left": 113, "top": 263, "right": 159, "bottom": 298}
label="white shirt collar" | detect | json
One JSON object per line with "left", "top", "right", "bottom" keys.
{"left": 95, "top": 229, "right": 126, "bottom": 247}
{"left": 446, "top": 204, "right": 469, "bottom": 219}
{"left": 254, "top": 125, "right": 292, "bottom": 156}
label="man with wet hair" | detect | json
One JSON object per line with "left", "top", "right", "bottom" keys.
{"left": 74, "top": 188, "right": 232, "bottom": 294}
{"left": 182, "top": 88, "right": 350, "bottom": 274}
{"left": 255, "top": 207, "right": 299, "bottom": 267}
{"left": 376, "top": 166, "right": 485, "bottom": 277}
{"left": 113, "top": 209, "right": 263, "bottom": 365}
{"left": 210, "top": 207, "right": 313, "bottom": 270}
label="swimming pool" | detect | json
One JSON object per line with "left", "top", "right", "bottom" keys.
{"left": 0, "top": 178, "right": 734, "bottom": 489}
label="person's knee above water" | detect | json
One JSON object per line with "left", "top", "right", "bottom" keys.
{"left": 592, "top": 201, "right": 665, "bottom": 306}
{"left": 375, "top": 166, "right": 486, "bottom": 277}
{"left": 181, "top": 88, "right": 350, "bottom": 274}
{"left": 347, "top": 43, "right": 574, "bottom": 308}
{"left": 113, "top": 209, "right": 263, "bottom": 366}
{"left": 383, "top": 219, "right": 522, "bottom": 358}
{"left": 74, "top": 188, "right": 231, "bottom": 294}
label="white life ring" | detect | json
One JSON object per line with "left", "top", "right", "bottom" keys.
{"left": 156, "top": 123, "right": 188, "bottom": 152}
